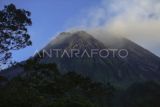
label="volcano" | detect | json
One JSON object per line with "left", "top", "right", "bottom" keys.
{"left": 1, "top": 31, "right": 160, "bottom": 86}
{"left": 36, "top": 31, "right": 160, "bottom": 86}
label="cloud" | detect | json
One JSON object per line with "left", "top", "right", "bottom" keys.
{"left": 73, "top": 0, "right": 160, "bottom": 56}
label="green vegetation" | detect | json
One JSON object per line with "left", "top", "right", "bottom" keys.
{"left": 119, "top": 81, "right": 160, "bottom": 107}
{"left": 0, "top": 59, "right": 114, "bottom": 107}
{"left": 0, "top": 4, "right": 32, "bottom": 67}
{"left": 0, "top": 59, "right": 160, "bottom": 107}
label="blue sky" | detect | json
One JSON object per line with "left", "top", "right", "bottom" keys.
{"left": 0, "top": 0, "right": 160, "bottom": 64}
{"left": 0, "top": 0, "right": 101, "bottom": 62}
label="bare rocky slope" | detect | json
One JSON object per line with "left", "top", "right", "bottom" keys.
{"left": 1, "top": 31, "right": 160, "bottom": 87}
{"left": 39, "top": 31, "right": 160, "bottom": 86}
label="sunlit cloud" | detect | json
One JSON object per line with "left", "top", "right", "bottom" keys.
{"left": 72, "top": 0, "right": 160, "bottom": 56}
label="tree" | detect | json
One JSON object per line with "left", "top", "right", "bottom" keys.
{"left": 0, "top": 4, "right": 32, "bottom": 67}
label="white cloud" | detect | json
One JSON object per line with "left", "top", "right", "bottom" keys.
{"left": 73, "top": 0, "right": 160, "bottom": 56}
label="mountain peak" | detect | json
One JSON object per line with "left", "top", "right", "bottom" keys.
{"left": 72, "top": 30, "right": 89, "bottom": 35}
{"left": 2, "top": 30, "right": 160, "bottom": 87}
{"left": 59, "top": 32, "right": 71, "bottom": 35}
{"left": 58, "top": 30, "right": 92, "bottom": 39}
{"left": 71, "top": 31, "right": 93, "bottom": 40}
{"left": 42, "top": 31, "right": 160, "bottom": 86}
{"left": 45, "top": 30, "right": 99, "bottom": 49}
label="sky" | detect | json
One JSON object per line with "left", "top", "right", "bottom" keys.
{"left": 0, "top": 0, "right": 160, "bottom": 63}
{"left": 72, "top": 0, "right": 160, "bottom": 57}
{"left": 0, "top": 0, "right": 100, "bottom": 62}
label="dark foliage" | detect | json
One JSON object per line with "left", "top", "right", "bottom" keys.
{"left": 0, "top": 59, "right": 114, "bottom": 107}
{"left": 0, "top": 59, "right": 160, "bottom": 107}
{"left": 0, "top": 4, "right": 32, "bottom": 66}
{"left": 118, "top": 81, "right": 160, "bottom": 107}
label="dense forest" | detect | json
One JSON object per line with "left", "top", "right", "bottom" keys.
{"left": 0, "top": 59, "right": 115, "bottom": 107}
{"left": 0, "top": 59, "right": 160, "bottom": 107}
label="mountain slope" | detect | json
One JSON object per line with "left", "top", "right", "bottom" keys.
{"left": 39, "top": 31, "right": 160, "bottom": 86}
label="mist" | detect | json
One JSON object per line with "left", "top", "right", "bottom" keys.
{"left": 69, "top": 0, "right": 160, "bottom": 56}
